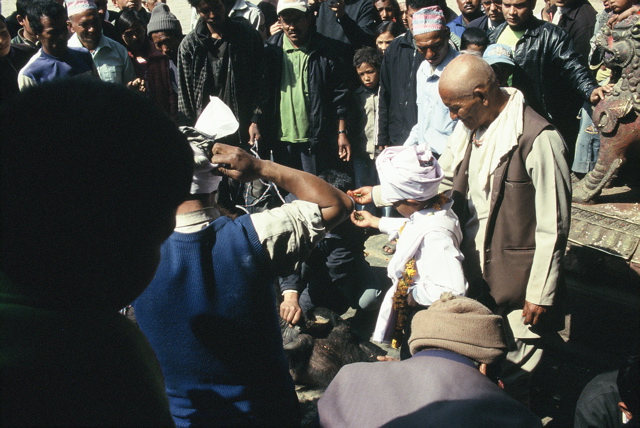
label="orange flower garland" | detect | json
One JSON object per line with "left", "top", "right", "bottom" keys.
{"left": 391, "top": 258, "right": 417, "bottom": 349}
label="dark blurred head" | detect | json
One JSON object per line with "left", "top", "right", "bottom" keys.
{"left": 618, "top": 355, "right": 640, "bottom": 418}
{"left": 0, "top": 80, "right": 193, "bottom": 311}
{"left": 460, "top": 27, "right": 489, "bottom": 53}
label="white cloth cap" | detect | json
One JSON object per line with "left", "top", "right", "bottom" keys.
{"left": 277, "top": 0, "right": 308, "bottom": 14}
{"left": 66, "top": 0, "right": 97, "bottom": 17}
{"left": 376, "top": 145, "right": 443, "bottom": 202}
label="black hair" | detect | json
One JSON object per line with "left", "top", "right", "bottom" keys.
{"left": 406, "top": 0, "right": 437, "bottom": 12}
{"left": 460, "top": 27, "right": 489, "bottom": 50}
{"left": 0, "top": 80, "right": 193, "bottom": 310}
{"left": 353, "top": 46, "right": 383, "bottom": 69}
{"left": 375, "top": 20, "right": 404, "bottom": 38}
{"left": 0, "top": 14, "right": 5, "bottom": 23}
{"left": 115, "top": 9, "right": 147, "bottom": 34}
{"left": 16, "top": 0, "right": 31, "bottom": 17}
{"left": 26, "top": 0, "right": 66, "bottom": 35}
{"left": 618, "top": 355, "right": 640, "bottom": 416}
{"left": 318, "top": 170, "right": 354, "bottom": 192}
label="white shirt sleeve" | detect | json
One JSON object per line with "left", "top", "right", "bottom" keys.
{"left": 249, "top": 200, "right": 326, "bottom": 277}
{"left": 524, "top": 129, "right": 571, "bottom": 306}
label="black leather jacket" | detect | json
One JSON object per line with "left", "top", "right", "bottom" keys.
{"left": 490, "top": 18, "right": 598, "bottom": 142}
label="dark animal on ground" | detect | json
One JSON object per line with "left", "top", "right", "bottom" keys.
{"left": 280, "top": 307, "right": 386, "bottom": 388}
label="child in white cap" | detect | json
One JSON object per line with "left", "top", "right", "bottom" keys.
{"left": 351, "top": 144, "right": 467, "bottom": 358}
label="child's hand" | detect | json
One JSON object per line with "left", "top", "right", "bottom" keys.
{"left": 350, "top": 210, "right": 379, "bottom": 229}
{"left": 347, "top": 186, "right": 373, "bottom": 205}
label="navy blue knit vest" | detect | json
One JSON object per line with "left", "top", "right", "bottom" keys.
{"left": 133, "top": 215, "right": 300, "bottom": 427}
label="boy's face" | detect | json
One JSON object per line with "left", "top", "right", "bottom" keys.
{"left": 356, "top": 62, "right": 380, "bottom": 89}
{"left": 0, "top": 21, "right": 11, "bottom": 58}
{"left": 610, "top": 0, "right": 635, "bottom": 13}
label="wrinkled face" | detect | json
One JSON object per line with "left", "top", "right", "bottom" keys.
{"left": 481, "top": 0, "right": 504, "bottom": 21}
{"left": 357, "top": 62, "right": 380, "bottom": 88}
{"left": 279, "top": 9, "right": 311, "bottom": 47}
{"left": 196, "top": 0, "right": 226, "bottom": 32}
{"left": 122, "top": 21, "right": 147, "bottom": 52}
{"left": 440, "top": 88, "right": 486, "bottom": 130}
{"left": 38, "top": 15, "right": 69, "bottom": 57}
{"left": 69, "top": 9, "right": 103, "bottom": 51}
{"left": 0, "top": 21, "right": 11, "bottom": 58}
{"left": 151, "top": 31, "right": 180, "bottom": 61}
{"left": 414, "top": 30, "right": 449, "bottom": 65}
{"left": 376, "top": 31, "right": 395, "bottom": 52}
{"left": 609, "top": 0, "right": 635, "bottom": 13}
{"left": 502, "top": 0, "right": 534, "bottom": 30}
{"left": 457, "top": 0, "right": 482, "bottom": 19}
{"left": 375, "top": 0, "right": 396, "bottom": 21}
{"left": 113, "top": 0, "right": 142, "bottom": 11}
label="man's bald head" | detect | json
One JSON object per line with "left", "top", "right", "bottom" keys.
{"left": 439, "top": 54, "right": 507, "bottom": 130}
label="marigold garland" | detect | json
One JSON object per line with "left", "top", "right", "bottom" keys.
{"left": 388, "top": 195, "right": 447, "bottom": 349}
{"left": 391, "top": 258, "right": 416, "bottom": 349}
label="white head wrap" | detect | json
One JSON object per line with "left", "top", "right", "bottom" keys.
{"left": 376, "top": 145, "right": 443, "bottom": 202}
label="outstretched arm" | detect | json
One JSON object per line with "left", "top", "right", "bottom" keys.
{"left": 211, "top": 143, "right": 353, "bottom": 230}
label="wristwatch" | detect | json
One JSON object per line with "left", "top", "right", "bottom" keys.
{"left": 338, "top": 129, "right": 348, "bottom": 135}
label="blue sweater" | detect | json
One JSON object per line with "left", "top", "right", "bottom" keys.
{"left": 133, "top": 215, "right": 300, "bottom": 427}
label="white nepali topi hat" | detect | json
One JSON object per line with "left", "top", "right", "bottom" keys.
{"left": 66, "top": 0, "right": 97, "bottom": 17}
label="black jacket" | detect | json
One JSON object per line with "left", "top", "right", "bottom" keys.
{"left": 263, "top": 31, "right": 350, "bottom": 166}
{"left": 490, "top": 19, "right": 598, "bottom": 147}
{"left": 556, "top": 0, "right": 597, "bottom": 66}
{"left": 314, "top": 0, "right": 379, "bottom": 50}
{"left": 377, "top": 30, "right": 424, "bottom": 147}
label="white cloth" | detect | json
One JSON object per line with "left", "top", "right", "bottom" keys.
{"left": 372, "top": 201, "right": 468, "bottom": 343}
{"left": 440, "top": 87, "right": 571, "bottom": 340}
{"left": 376, "top": 145, "right": 443, "bottom": 203}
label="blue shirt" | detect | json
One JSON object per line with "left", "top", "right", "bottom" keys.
{"left": 68, "top": 33, "right": 136, "bottom": 84}
{"left": 18, "top": 47, "right": 95, "bottom": 89}
{"left": 403, "top": 47, "right": 459, "bottom": 155}
{"left": 447, "top": 14, "right": 467, "bottom": 38}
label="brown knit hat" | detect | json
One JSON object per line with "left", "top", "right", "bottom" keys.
{"left": 408, "top": 292, "right": 507, "bottom": 364}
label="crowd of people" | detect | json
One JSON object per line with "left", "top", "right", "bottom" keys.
{"left": 1, "top": 0, "right": 639, "bottom": 425}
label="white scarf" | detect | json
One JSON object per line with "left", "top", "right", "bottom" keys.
{"left": 447, "top": 87, "right": 525, "bottom": 193}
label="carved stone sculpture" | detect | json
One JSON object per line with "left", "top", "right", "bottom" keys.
{"left": 573, "top": 14, "right": 640, "bottom": 203}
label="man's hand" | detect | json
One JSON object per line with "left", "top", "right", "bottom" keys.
{"left": 522, "top": 300, "right": 550, "bottom": 326}
{"left": 211, "top": 143, "right": 263, "bottom": 182}
{"left": 590, "top": 84, "right": 613, "bottom": 104}
{"left": 338, "top": 133, "right": 351, "bottom": 162}
{"left": 347, "top": 186, "right": 373, "bottom": 205}
{"left": 350, "top": 210, "right": 380, "bottom": 229}
{"left": 280, "top": 293, "right": 302, "bottom": 326}
{"left": 127, "top": 78, "right": 146, "bottom": 92}
{"left": 270, "top": 21, "right": 283, "bottom": 35}
{"left": 328, "top": 0, "right": 346, "bottom": 18}
{"left": 248, "top": 122, "right": 261, "bottom": 146}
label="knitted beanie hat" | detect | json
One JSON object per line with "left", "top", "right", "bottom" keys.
{"left": 147, "top": 3, "right": 182, "bottom": 35}
{"left": 412, "top": 6, "right": 447, "bottom": 36}
{"left": 408, "top": 292, "right": 507, "bottom": 364}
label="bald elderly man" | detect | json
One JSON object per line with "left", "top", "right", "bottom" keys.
{"left": 438, "top": 54, "right": 571, "bottom": 404}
